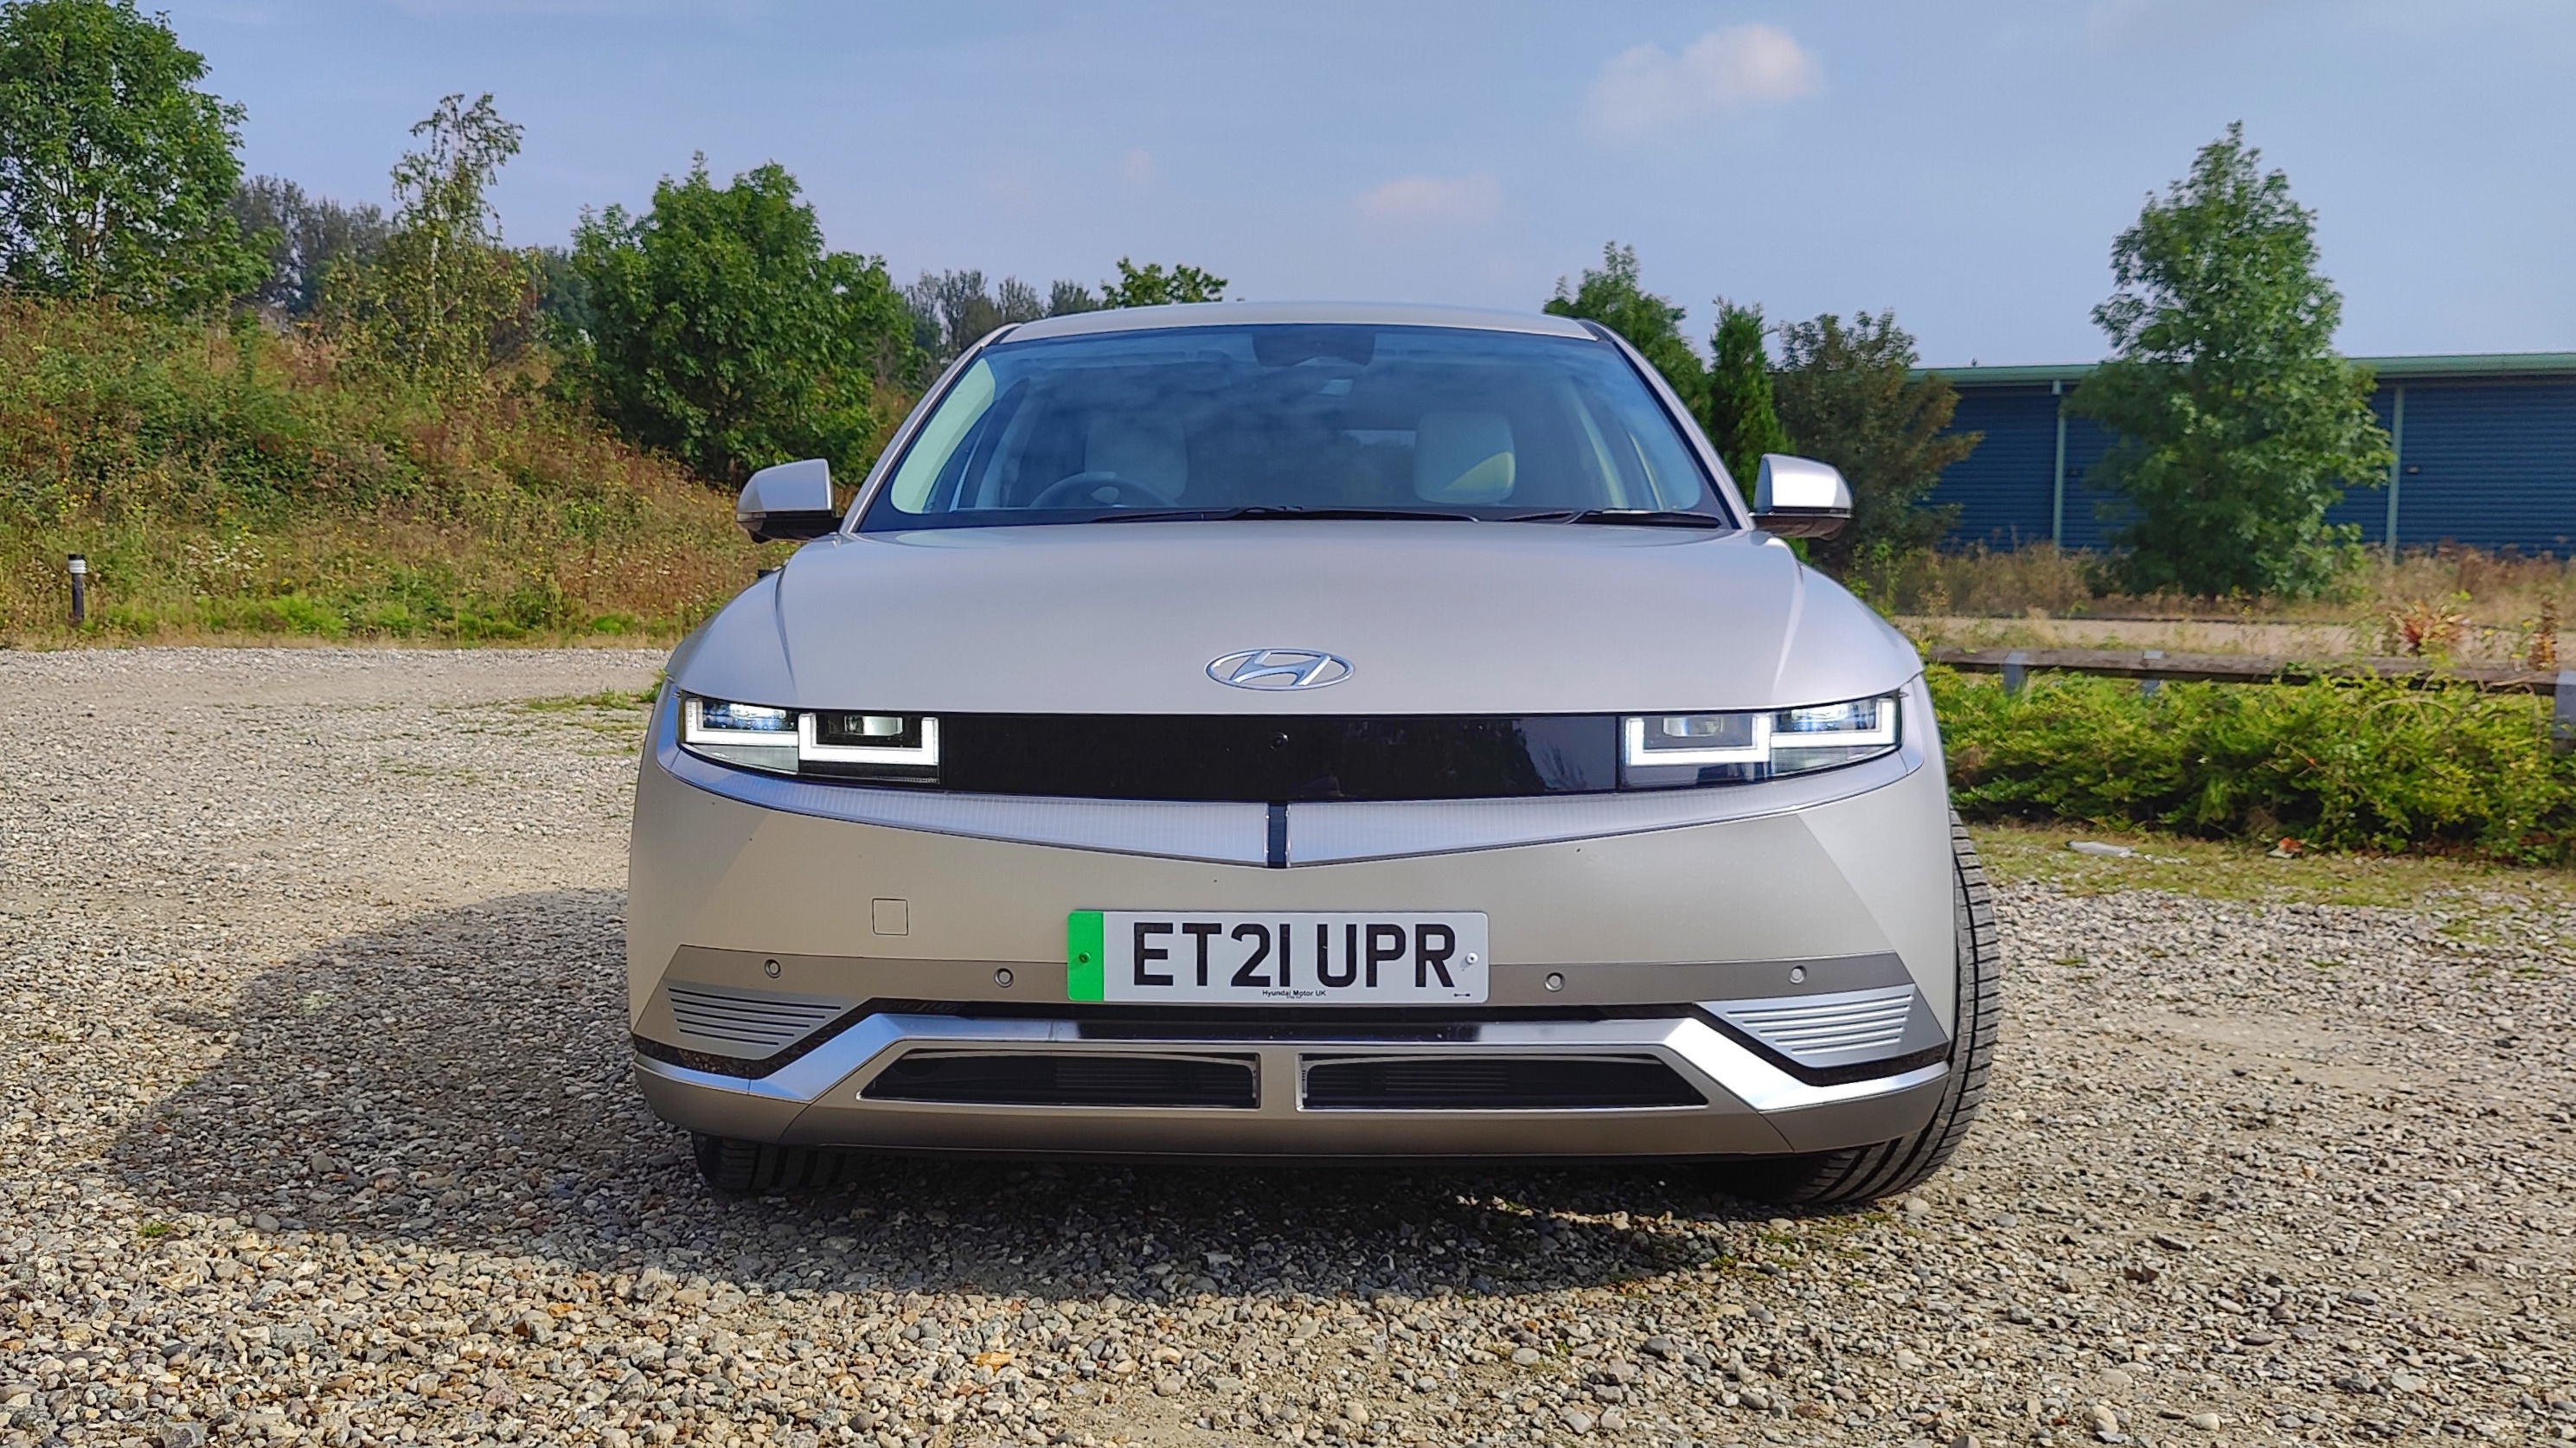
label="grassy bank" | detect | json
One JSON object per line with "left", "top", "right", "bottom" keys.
{"left": 0, "top": 301, "right": 771, "bottom": 643}
{"left": 1933, "top": 666, "right": 2576, "bottom": 862}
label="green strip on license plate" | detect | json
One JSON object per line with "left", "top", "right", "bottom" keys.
{"left": 1067, "top": 909, "right": 1105, "bottom": 1001}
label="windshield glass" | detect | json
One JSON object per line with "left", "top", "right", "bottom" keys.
{"left": 857, "top": 324, "right": 1722, "bottom": 530}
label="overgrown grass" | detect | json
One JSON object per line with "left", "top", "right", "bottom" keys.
{"left": 1933, "top": 666, "right": 2576, "bottom": 862}
{"left": 1862, "top": 540, "right": 2574, "bottom": 647}
{"left": 1967, "top": 820, "right": 2576, "bottom": 912}
{"left": 0, "top": 299, "right": 781, "bottom": 642}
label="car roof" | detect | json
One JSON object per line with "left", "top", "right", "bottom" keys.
{"left": 1006, "top": 300, "right": 1599, "bottom": 343}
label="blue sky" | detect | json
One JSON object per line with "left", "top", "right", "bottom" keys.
{"left": 164, "top": 0, "right": 2575, "bottom": 365}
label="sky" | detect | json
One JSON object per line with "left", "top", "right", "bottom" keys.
{"left": 161, "top": 0, "right": 2576, "bottom": 367}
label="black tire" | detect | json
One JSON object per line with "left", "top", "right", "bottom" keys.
{"left": 1723, "top": 812, "right": 2001, "bottom": 1207}
{"left": 689, "top": 1132, "right": 861, "bottom": 1195}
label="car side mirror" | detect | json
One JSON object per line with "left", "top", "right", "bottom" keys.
{"left": 1751, "top": 454, "right": 1853, "bottom": 540}
{"left": 737, "top": 458, "right": 842, "bottom": 542}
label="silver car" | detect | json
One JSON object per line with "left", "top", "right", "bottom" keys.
{"left": 627, "top": 302, "right": 1999, "bottom": 1202}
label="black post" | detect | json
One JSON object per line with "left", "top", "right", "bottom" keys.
{"left": 67, "top": 554, "right": 87, "bottom": 628}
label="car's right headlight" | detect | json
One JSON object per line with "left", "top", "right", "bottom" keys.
{"left": 680, "top": 695, "right": 939, "bottom": 784}
{"left": 1620, "top": 692, "right": 1900, "bottom": 789}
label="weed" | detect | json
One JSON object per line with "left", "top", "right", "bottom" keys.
{"left": 0, "top": 298, "right": 795, "bottom": 640}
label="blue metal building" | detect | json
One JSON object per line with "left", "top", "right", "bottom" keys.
{"left": 1921, "top": 353, "right": 2576, "bottom": 553}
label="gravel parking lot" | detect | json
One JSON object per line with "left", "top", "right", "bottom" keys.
{"left": 3, "top": 648, "right": 2572, "bottom": 1448}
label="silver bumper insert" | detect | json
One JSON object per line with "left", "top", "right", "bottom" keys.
{"left": 1705, "top": 983, "right": 1948, "bottom": 1073}
{"left": 633, "top": 1010, "right": 1950, "bottom": 1157}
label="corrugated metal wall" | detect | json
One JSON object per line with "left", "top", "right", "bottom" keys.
{"left": 1928, "top": 369, "right": 2576, "bottom": 554}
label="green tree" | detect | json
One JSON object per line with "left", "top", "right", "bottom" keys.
{"left": 1703, "top": 298, "right": 1790, "bottom": 490}
{"left": 902, "top": 268, "right": 1051, "bottom": 371}
{"left": 1099, "top": 258, "right": 1226, "bottom": 306}
{"left": 1541, "top": 242, "right": 1707, "bottom": 417}
{"left": 569, "top": 157, "right": 917, "bottom": 485}
{"left": 0, "top": 0, "right": 259, "bottom": 309}
{"left": 1771, "top": 310, "right": 1977, "bottom": 571}
{"left": 228, "top": 175, "right": 389, "bottom": 316}
{"left": 2070, "top": 123, "right": 2392, "bottom": 598}
{"left": 320, "top": 93, "right": 535, "bottom": 386}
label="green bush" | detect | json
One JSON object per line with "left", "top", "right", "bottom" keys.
{"left": 1931, "top": 666, "right": 2576, "bottom": 862}
{"left": 0, "top": 297, "right": 764, "bottom": 640}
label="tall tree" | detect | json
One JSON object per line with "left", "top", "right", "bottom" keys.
{"left": 0, "top": 0, "right": 259, "bottom": 310}
{"left": 902, "top": 268, "right": 1051, "bottom": 370}
{"left": 1099, "top": 258, "right": 1226, "bottom": 307}
{"left": 1541, "top": 243, "right": 1706, "bottom": 417}
{"left": 569, "top": 157, "right": 916, "bottom": 485}
{"left": 1047, "top": 279, "right": 1102, "bottom": 316}
{"left": 228, "top": 175, "right": 389, "bottom": 316}
{"left": 320, "top": 93, "right": 535, "bottom": 385}
{"left": 2070, "top": 122, "right": 2391, "bottom": 598}
{"left": 1703, "top": 298, "right": 1790, "bottom": 490}
{"left": 1771, "top": 310, "right": 1978, "bottom": 571}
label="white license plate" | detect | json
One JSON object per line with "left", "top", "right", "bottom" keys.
{"left": 1068, "top": 911, "right": 1488, "bottom": 1004}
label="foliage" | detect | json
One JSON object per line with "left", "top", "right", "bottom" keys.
{"left": 227, "top": 175, "right": 389, "bottom": 317}
{"left": 526, "top": 242, "right": 590, "bottom": 339}
{"left": 1048, "top": 279, "right": 1102, "bottom": 316}
{"left": 567, "top": 158, "right": 916, "bottom": 486}
{"left": 0, "top": 297, "right": 755, "bottom": 639}
{"left": 1933, "top": 667, "right": 2576, "bottom": 862}
{"left": 902, "top": 268, "right": 1051, "bottom": 372}
{"left": 1771, "top": 310, "right": 1976, "bottom": 571}
{"left": 1702, "top": 297, "right": 1788, "bottom": 490}
{"left": 0, "top": 0, "right": 260, "bottom": 311}
{"left": 1541, "top": 243, "right": 1705, "bottom": 416}
{"left": 1099, "top": 257, "right": 1227, "bottom": 307}
{"left": 317, "top": 93, "right": 536, "bottom": 388}
{"left": 2069, "top": 123, "right": 2393, "bottom": 599}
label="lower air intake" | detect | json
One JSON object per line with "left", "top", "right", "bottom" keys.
{"left": 1302, "top": 1055, "right": 1703, "bottom": 1111}
{"left": 863, "top": 1052, "right": 1259, "bottom": 1108}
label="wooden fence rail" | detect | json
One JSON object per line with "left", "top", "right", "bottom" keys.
{"left": 1926, "top": 644, "right": 2570, "bottom": 695}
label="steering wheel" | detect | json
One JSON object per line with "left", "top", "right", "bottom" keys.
{"left": 1028, "top": 471, "right": 1180, "bottom": 509}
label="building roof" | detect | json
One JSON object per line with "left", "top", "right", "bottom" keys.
{"left": 1913, "top": 351, "right": 2576, "bottom": 387}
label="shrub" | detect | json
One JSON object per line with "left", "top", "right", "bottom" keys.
{"left": 0, "top": 296, "right": 759, "bottom": 639}
{"left": 1932, "top": 667, "right": 2576, "bottom": 862}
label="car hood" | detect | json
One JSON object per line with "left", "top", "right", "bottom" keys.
{"left": 670, "top": 522, "right": 1921, "bottom": 715}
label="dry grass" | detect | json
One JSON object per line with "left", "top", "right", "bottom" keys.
{"left": 0, "top": 300, "right": 786, "bottom": 643}
{"left": 1877, "top": 541, "right": 2575, "bottom": 664}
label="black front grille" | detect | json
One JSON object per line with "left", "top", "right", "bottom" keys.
{"left": 934, "top": 714, "right": 1618, "bottom": 800}
{"left": 862, "top": 1052, "right": 1259, "bottom": 1107}
{"left": 1303, "top": 1055, "right": 1703, "bottom": 1110}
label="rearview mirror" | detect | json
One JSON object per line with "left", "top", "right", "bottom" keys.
{"left": 1751, "top": 454, "right": 1853, "bottom": 540}
{"left": 737, "top": 458, "right": 842, "bottom": 542}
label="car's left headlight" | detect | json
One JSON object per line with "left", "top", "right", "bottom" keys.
{"left": 1620, "top": 692, "right": 1900, "bottom": 789}
{"left": 680, "top": 695, "right": 939, "bottom": 783}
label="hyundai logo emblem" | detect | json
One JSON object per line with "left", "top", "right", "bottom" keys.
{"left": 1207, "top": 649, "right": 1352, "bottom": 691}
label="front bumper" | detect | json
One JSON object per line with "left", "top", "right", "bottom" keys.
{"left": 633, "top": 1009, "right": 1949, "bottom": 1161}
{"left": 626, "top": 676, "right": 1958, "bottom": 1161}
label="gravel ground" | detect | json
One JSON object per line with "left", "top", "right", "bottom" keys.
{"left": 3, "top": 647, "right": 2573, "bottom": 1448}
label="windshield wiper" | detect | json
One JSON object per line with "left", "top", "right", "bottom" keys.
{"left": 1503, "top": 509, "right": 1727, "bottom": 528}
{"left": 1087, "top": 505, "right": 1480, "bottom": 523}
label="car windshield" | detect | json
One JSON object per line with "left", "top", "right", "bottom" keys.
{"left": 856, "top": 324, "right": 1723, "bottom": 530}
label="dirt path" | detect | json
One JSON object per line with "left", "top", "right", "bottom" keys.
{"left": 3, "top": 649, "right": 2569, "bottom": 1448}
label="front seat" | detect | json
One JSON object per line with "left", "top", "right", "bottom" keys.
{"left": 1413, "top": 411, "right": 1516, "bottom": 504}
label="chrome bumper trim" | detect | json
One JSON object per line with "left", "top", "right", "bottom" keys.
{"left": 632, "top": 1010, "right": 1949, "bottom": 1157}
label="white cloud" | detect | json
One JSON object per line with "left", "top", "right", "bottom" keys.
{"left": 1352, "top": 171, "right": 1502, "bottom": 228}
{"left": 1581, "top": 23, "right": 1821, "bottom": 144}
{"left": 1121, "top": 149, "right": 1156, "bottom": 187}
